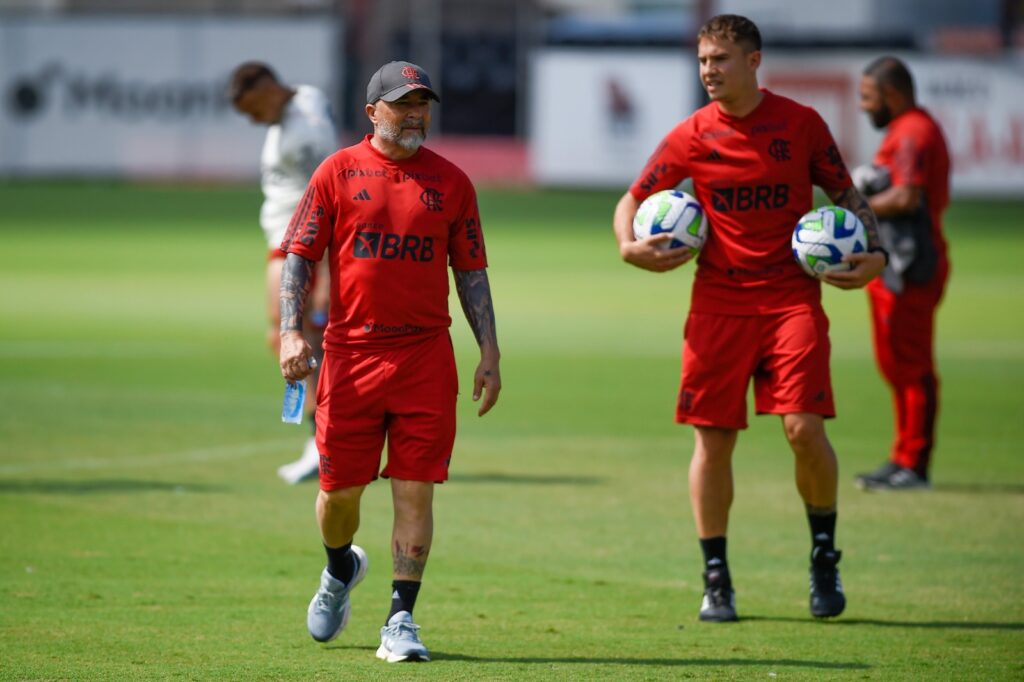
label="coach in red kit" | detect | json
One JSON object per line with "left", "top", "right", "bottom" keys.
{"left": 278, "top": 61, "right": 501, "bottom": 662}
{"left": 612, "top": 15, "right": 886, "bottom": 622}
{"left": 853, "top": 57, "right": 951, "bottom": 491}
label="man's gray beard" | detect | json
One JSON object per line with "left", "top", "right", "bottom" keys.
{"left": 378, "top": 120, "right": 425, "bottom": 152}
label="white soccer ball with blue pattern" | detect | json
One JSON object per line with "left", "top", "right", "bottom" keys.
{"left": 633, "top": 189, "right": 707, "bottom": 251}
{"left": 792, "top": 206, "right": 867, "bottom": 277}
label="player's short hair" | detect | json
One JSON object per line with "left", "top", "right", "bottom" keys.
{"left": 698, "top": 14, "right": 762, "bottom": 53}
{"left": 864, "top": 56, "right": 916, "bottom": 102}
{"left": 227, "top": 62, "right": 279, "bottom": 103}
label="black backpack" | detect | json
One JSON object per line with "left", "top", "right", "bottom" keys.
{"left": 853, "top": 164, "right": 937, "bottom": 290}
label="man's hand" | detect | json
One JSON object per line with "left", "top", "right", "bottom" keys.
{"left": 280, "top": 330, "right": 315, "bottom": 381}
{"left": 620, "top": 234, "right": 696, "bottom": 273}
{"left": 820, "top": 251, "right": 887, "bottom": 290}
{"left": 473, "top": 352, "right": 501, "bottom": 417}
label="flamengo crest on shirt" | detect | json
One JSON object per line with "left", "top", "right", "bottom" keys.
{"left": 420, "top": 188, "right": 443, "bottom": 211}
{"left": 768, "top": 138, "right": 791, "bottom": 162}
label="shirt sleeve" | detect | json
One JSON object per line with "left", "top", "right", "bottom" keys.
{"left": 283, "top": 120, "right": 335, "bottom": 181}
{"left": 807, "top": 111, "right": 853, "bottom": 193}
{"left": 628, "top": 119, "right": 691, "bottom": 201}
{"left": 888, "top": 126, "right": 927, "bottom": 188}
{"left": 448, "top": 179, "right": 487, "bottom": 270}
{"left": 280, "top": 164, "right": 335, "bottom": 261}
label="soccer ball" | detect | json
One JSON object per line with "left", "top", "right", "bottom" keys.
{"left": 791, "top": 206, "right": 867, "bottom": 277}
{"left": 633, "top": 189, "right": 707, "bottom": 251}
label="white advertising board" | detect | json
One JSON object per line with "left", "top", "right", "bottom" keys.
{"left": 0, "top": 17, "right": 337, "bottom": 179}
{"left": 762, "top": 52, "right": 1024, "bottom": 196}
{"left": 529, "top": 49, "right": 697, "bottom": 187}
{"left": 530, "top": 47, "right": 1024, "bottom": 197}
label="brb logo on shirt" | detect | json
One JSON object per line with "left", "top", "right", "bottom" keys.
{"left": 711, "top": 184, "right": 789, "bottom": 212}
{"left": 354, "top": 231, "right": 435, "bottom": 262}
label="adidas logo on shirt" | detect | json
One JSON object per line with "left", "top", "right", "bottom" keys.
{"left": 706, "top": 149, "right": 723, "bottom": 162}
{"left": 352, "top": 188, "right": 371, "bottom": 201}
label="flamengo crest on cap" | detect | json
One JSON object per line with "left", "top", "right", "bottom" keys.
{"left": 401, "top": 66, "right": 420, "bottom": 81}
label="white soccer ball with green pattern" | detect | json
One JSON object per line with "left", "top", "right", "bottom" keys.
{"left": 792, "top": 206, "right": 867, "bottom": 277}
{"left": 633, "top": 189, "right": 707, "bottom": 251}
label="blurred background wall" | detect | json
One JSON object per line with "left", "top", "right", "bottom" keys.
{"left": 1, "top": 0, "right": 1022, "bottom": 195}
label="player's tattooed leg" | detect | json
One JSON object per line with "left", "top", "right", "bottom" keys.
{"left": 393, "top": 541, "right": 429, "bottom": 579}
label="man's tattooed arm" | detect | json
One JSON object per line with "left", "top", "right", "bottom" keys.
{"left": 453, "top": 269, "right": 498, "bottom": 350}
{"left": 827, "top": 185, "right": 882, "bottom": 249}
{"left": 820, "top": 185, "right": 888, "bottom": 289}
{"left": 280, "top": 253, "right": 315, "bottom": 333}
{"left": 454, "top": 268, "right": 501, "bottom": 415}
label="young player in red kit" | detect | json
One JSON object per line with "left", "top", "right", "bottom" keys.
{"left": 612, "top": 15, "right": 886, "bottom": 621}
{"left": 853, "top": 57, "right": 951, "bottom": 491}
{"left": 278, "top": 61, "right": 501, "bottom": 662}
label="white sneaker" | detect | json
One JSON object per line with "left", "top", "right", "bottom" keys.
{"left": 307, "top": 545, "right": 368, "bottom": 642}
{"left": 277, "top": 438, "right": 320, "bottom": 484}
{"left": 376, "top": 611, "right": 430, "bottom": 662}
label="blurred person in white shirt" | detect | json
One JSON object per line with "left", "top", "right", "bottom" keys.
{"left": 229, "top": 61, "right": 338, "bottom": 484}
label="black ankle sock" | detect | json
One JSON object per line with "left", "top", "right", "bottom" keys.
{"left": 699, "top": 536, "right": 729, "bottom": 582}
{"left": 807, "top": 509, "right": 837, "bottom": 553}
{"left": 324, "top": 543, "right": 355, "bottom": 584}
{"left": 386, "top": 580, "right": 421, "bottom": 623}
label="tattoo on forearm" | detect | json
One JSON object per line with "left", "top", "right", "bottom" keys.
{"left": 829, "top": 186, "right": 881, "bottom": 249}
{"left": 280, "top": 253, "right": 315, "bottom": 333}
{"left": 453, "top": 269, "right": 498, "bottom": 348}
{"left": 393, "top": 541, "right": 429, "bottom": 578}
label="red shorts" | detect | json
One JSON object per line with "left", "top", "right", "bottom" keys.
{"left": 268, "top": 247, "right": 288, "bottom": 261}
{"left": 315, "top": 332, "right": 458, "bottom": 490}
{"left": 677, "top": 307, "right": 835, "bottom": 429}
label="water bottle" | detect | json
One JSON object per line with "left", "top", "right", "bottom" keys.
{"left": 281, "top": 357, "right": 318, "bottom": 424}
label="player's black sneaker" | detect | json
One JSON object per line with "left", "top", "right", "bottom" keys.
{"left": 699, "top": 568, "right": 738, "bottom": 622}
{"left": 809, "top": 547, "right": 845, "bottom": 619}
{"left": 854, "top": 461, "right": 901, "bottom": 489}
{"left": 857, "top": 463, "right": 930, "bottom": 491}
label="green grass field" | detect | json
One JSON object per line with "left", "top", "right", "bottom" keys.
{"left": 1, "top": 181, "right": 1022, "bottom": 680}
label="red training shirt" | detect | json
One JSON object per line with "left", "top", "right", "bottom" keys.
{"left": 872, "top": 106, "right": 950, "bottom": 264}
{"left": 630, "top": 89, "right": 853, "bottom": 315}
{"left": 282, "top": 135, "right": 488, "bottom": 351}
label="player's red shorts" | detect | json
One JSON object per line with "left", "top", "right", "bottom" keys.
{"left": 676, "top": 307, "right": 835, "bottom": 430}
{"left": 268, "top": 247, "right": 289, "bottom": 261}
{"left": 315, "top": 331, "right": 458, "bottom": 490}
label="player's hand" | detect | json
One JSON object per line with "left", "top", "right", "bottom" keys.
{"left": 472, "top": 352, "right": 501, "bottom": 417}
{"left": 620, "top": 234, "right": 696, "bottom": 272}
{"left": 821, "top": 251, "right": 887, "bottom": 289}
{"left": 280, "top": 331, "right": 316, "bottom": 382}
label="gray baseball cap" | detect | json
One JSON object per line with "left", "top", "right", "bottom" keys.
{"left": 366, "top": 61, "right": 440, "bottom": 104}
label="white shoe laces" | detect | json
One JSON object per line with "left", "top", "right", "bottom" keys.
{"left": 314, "top": 586, "right": 346, "bottom": 612}
{"left": 385, "top": 620, "right": 422, "bottom": 643}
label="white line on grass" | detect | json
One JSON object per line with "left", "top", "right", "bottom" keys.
{"left": 0, "top": 341, "right": 200, "bottom": 359}
{"left": 0, "top": 438, "right": 298, "bottom": 475}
